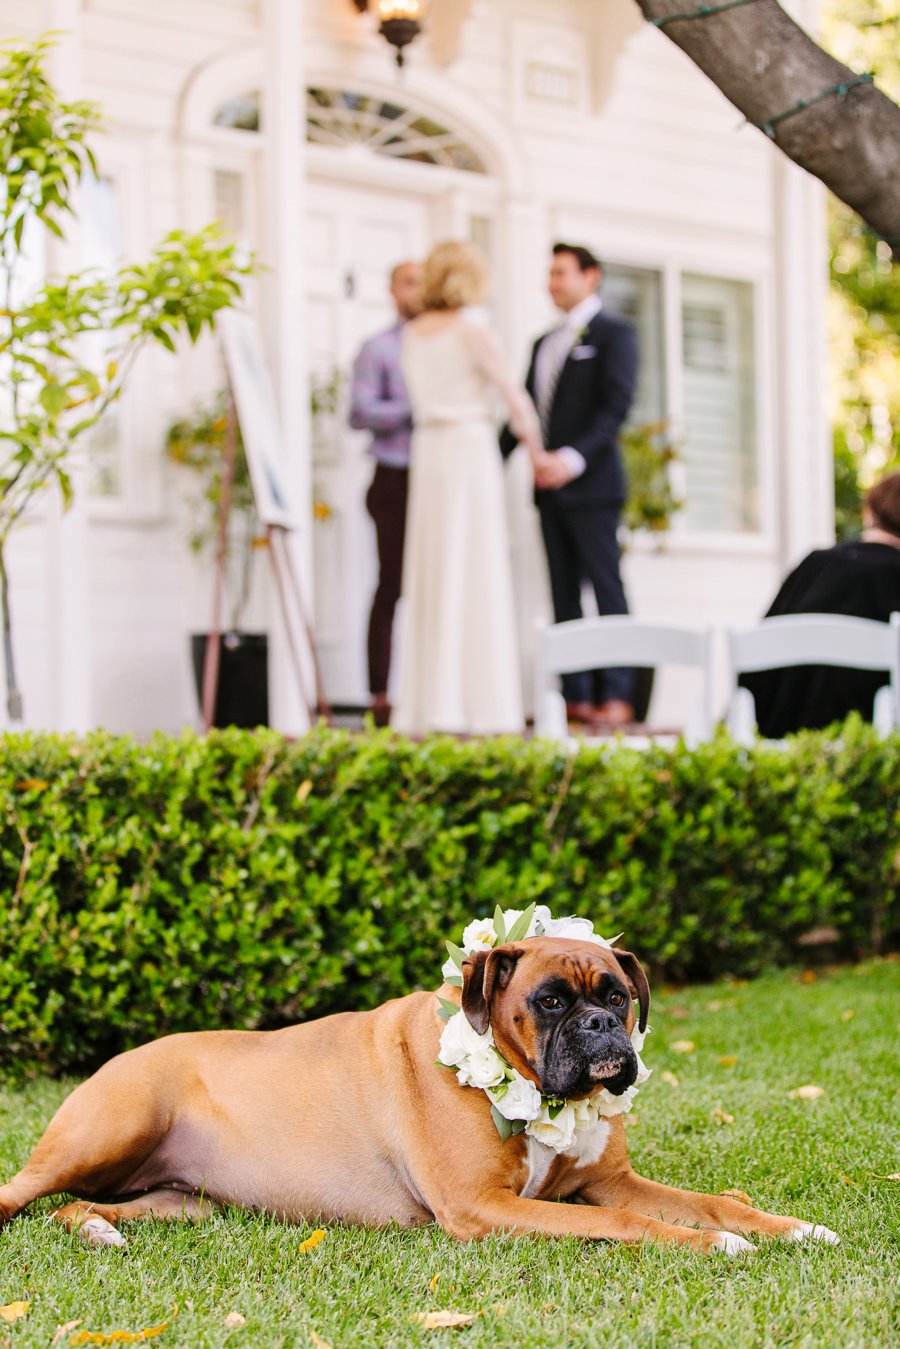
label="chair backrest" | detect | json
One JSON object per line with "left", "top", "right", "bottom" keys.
{"left": 727, "top": 611, "right": 900, "bottom": 741}
{"left": 534, "top": 616, "right": 714, "bottom": 746}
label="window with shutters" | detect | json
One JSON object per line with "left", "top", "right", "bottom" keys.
{"left": 680, "top": 274, "right": 757, "bottom": 533}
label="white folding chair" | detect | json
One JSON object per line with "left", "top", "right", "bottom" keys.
{"left": 534, "top": 616, "right": 714, "bottom": 748}
{"left": 727, "top": 611, "right": 900, "bottom": 744}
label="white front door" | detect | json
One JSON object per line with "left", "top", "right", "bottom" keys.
{"left": 305, "top": 178, "right": 431, "bottom": 704}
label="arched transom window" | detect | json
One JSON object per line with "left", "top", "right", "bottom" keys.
{"left": 213, "top": 86, "right": 488, "bottom": 175}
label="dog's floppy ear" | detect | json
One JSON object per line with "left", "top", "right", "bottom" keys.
{"left": 611, "top": 948, "right": 650, "bottom": 1033}
{"left": 461, "top": 945, "right": 524, "bottom": 1036}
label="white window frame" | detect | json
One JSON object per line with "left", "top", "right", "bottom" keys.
{"left": 581, "top": 248, "right": 776, "bottom": 555}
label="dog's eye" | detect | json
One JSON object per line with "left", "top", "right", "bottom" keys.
{"left": 608, "top": 991, "right": 626, "bottom": 1008}
{"left": 539, "top": 995, "right": 562, "bottom": 1010}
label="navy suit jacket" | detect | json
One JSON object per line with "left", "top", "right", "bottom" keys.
{"left": 501, "top": 309, "right": 638, "bottom": 509}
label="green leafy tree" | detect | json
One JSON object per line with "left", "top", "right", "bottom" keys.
{"left": 0, "top": 38, "right": 252, "bottom": 721}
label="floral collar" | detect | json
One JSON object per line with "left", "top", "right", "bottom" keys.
{"left": 436, "top": 904, "right": 650, "bottom": 1151}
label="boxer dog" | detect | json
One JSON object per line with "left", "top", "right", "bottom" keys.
{"left": 0, "top": 938, "right": 837, "bottom": 1253}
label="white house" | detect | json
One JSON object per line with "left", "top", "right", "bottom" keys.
{"left": 0, "top": 0, "right": 833, "bottom": 735}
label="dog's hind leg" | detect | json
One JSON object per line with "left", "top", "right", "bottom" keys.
{"left": 0, "top": 1053, "right": 180, "bottom": 1230}
{"left": 51, "top": 1190, "right": 216, "bottom": 1248}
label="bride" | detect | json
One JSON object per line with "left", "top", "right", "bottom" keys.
{"left": 393, "top": 241, "right": 545, "bottom": 737}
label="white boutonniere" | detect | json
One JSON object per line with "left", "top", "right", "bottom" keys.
{"left": 436, "top": 903, "right": 651, "bottom": 1150}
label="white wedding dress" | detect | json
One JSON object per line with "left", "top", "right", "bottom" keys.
{"left": 393, "top": 318, "right": 538, "bottom": 737}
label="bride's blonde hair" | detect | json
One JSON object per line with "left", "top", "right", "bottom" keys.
{"left": 420, "top": 241, "right": 489, "bottom": 311}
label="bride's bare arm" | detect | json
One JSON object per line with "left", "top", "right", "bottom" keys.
{"left": 459, "top": 320, "right": 544, "bottom": 461}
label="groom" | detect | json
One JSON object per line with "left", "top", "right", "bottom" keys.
{"left": 502, "top": 243, "right": 639, "bottom": 728}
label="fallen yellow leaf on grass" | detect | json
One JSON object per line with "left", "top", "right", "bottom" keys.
{"left": 789, "top": 1084, "right": 825, "bottom": 1100}
{"left": 660, "top": 1070, "right": 679, "bottom": 1088}
{"left": 873, "top": 1173, "right": 900, "bottom": 1180}
{"left": 53, "top": 1324, "right": 83, "bottom": 1345}
{"left": 310, "top": 1333, "right": 332, "bottom": 1349}
{"left": 672, "top": 1040, "right": 695, "bottom": 1054}
{"left": 841, "top": 1009, "right": 855, "bottom": 1022}
{"left": 299, "top": 1229, "right": 327, "bottom": 1252}
{"left": 711, "top": 1107, "right": 735, "bottom": 1125}
{"left": 719, "top": 1056, "right": 738, "bottom": 1068}
{"left": 412, "top": 1311, "right": 478, "bottom": 1330}
{"left": 0, "top": 1304, "right": 28, "bottom": 1325}
{"left": 799, "top": 970, "right": 818, "bottom": 984}
{"left": 69, "top": 1320, "right": 172, "bottom": 1344}
{"left": 223, "top": 1313, "right": 246, "bottom": 1329}
{"left": 428, "top": 1273, "right": 441, "bottom": 1294}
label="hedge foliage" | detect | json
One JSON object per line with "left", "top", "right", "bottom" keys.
{"left": 1, "top": 722, "right": 897, "bottom": 1078}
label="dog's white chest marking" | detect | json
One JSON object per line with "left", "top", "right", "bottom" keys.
{"left": 564, "top": 1118, "right": 611, "bottom": 1168}
{"left": 519, "top": 1121, "right": 611, "bottom": 1199}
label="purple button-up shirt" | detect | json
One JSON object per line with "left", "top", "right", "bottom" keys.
{"left": 348, "top": 320, "right": 413, "bottom": 468}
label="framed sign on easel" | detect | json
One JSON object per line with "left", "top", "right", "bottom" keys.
{"left": 199, "top": 309, "right": 328, "bottom": 733}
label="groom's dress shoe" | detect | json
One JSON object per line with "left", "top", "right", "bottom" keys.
{"left": 593, "top": 700, "right": 634, "bottom": 729}
{"left": 565, "top": 700, "right": 599, "bottom": 726}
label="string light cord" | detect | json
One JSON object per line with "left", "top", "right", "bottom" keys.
{"left": 651, "top": 0, "right": 761, "bottom": 28}
{"left": 757, "top": 73, "right": 874, "bottom": 138}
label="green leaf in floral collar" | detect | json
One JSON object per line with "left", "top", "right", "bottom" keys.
{"left": 505, "top": 903, "right": 537, "bottom": 943}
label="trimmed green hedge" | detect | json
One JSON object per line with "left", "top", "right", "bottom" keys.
{"left": 1, "top": 722, "right": 897, "bottom": 1078}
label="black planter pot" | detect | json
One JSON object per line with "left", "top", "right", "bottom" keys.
{"left": 191, "top": 631, "right": 269, "bottom": 729}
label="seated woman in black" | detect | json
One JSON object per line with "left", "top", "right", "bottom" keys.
{"left": 740, "top": 471, "right": 900, "bottom": 737}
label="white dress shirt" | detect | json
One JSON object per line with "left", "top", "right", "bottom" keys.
{"left": 536, "top": 293, "right": 603, "bottom": 479}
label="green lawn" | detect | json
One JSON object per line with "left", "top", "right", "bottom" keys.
{"left": 1, "top": 961, "right": 898, "bottom": 1348}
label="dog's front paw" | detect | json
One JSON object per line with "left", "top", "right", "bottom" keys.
{"left": 789, "top": 1221, "right": 840, "bottom": 1246}
{"left": 78, "top": 1216, "right": 127, "bottom": 1248}
{"left": 710, "top": 1231, "right": 755, "bottom": 1255}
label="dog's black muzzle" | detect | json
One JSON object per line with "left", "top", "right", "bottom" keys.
{"left": 540, "top": 1014, "right": 638, "bottom": 1099}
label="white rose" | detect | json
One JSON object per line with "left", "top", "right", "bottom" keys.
{"left": 441, "top": 957, "right": 459, "bottom": 982}
{"left": 488, "top": 1070, "right": 542, "bottom": 1122}
{"left": 458, "top": 1046, "right": 507, "bottom": 1090}
{"left": 630, "top": 1025, "right": 647, "bottom": 1054}
{"left": 438, "top": 1010, "right": 495, "bottom": 1067}
{"left": 533, "top": 906, "right": 610, "bottom": 948}
{"left": 498, "top": 907, "right": 540, "bottom": 940}
{"left": 527, "top": 1102, "right": 577, "bottom": 1151}
{"left": 592, "top": 1084, "right": 638, "bottom": 1117}
{"left": 573, "top": 1096, "right": 600, "bottom": 1126}
{"left": 461, "top": 918, "right": 497, "bottom": 953}
{"left": 633, "top": 1051, "right": 651, "bottom": 1088}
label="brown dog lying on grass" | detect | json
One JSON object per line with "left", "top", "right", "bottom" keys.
{"left": 0, "top": 933, "right": 838, "bottom": 1254}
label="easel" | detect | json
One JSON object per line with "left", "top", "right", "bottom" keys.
{"left": 200, "top": 391, "right": 329, "bottom": 733}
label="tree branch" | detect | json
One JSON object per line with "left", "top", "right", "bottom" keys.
{"left": 632, "top": 0, "right": 900, "bottom": 259}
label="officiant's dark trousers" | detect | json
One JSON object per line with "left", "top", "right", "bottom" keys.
{"left": 538, "top": 498, "right": 635, "bottom": 706}
{"left": 366, "top": 462, "right": 408, "bottom": 696}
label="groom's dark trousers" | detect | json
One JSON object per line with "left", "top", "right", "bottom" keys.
{"left": 501, "top": 309, "right": 639, "bottom": 705}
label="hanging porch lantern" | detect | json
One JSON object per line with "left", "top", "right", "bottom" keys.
{"left": 351, "top": 0, "right": 427, "bottom": 69}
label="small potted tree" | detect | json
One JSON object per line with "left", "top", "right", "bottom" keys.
{"left": 165, "top": 394, "right": 269, "bottom": 728}
{"left": 0, "top": 37, "right": 253, "bottom": 723}
{"left": 620, "top": 421, "right": 684, "bottom": 722}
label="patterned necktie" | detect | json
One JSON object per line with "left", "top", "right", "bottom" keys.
{"left": 537, "top": 324, "right": 572, "bottom": 443}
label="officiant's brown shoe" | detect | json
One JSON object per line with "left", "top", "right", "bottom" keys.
{"left": 593, "top": 699, "right": 635, "bottom": 730}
